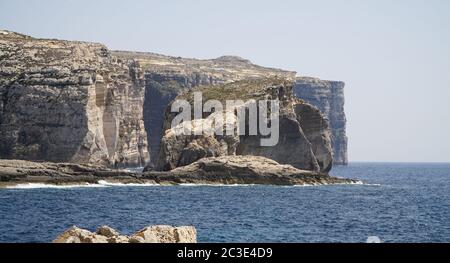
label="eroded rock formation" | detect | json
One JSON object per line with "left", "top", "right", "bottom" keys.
{"left": 156, "top": 78, "right": 333, "bottom": 173}
{"left": 112, "top": 51, "right": 297, "bottom": 163}
{"left": 295, "top": 103, "right": 333, "bottom": 173}
{"left": 157, "top": 111, "right": 239, "bottom": 171}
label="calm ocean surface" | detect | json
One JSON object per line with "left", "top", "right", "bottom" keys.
{"left": 1, "top": 163, "right": 449, "bottom": 243}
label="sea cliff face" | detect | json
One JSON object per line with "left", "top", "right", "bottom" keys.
{"left": 294, "top": 77, "right": 348, "bottom": 165}
{"left": 0, "top": 31, "right": 150, "bottom": 167}
{"left": 113, "top": 52, "right": 348, "bottom": 166}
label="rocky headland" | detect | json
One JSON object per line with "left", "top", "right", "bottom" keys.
{"left": 156, "top": 78, "right": 333, "bottom": 173}
{"left": 0, "top": 30, "right": 352, "bottom": 187}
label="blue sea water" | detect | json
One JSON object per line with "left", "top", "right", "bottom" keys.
{"left": 0, "top": 163, "right": 449, "bottom": 243}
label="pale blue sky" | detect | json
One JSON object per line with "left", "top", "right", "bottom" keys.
{"left": 1, "top": 0, "right": 449, "bottom": 162}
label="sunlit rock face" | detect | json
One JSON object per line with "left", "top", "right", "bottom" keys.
{"left": 294, "top": 77, "right": 348, "bottom": 165}
{"left": 0, "top": 31, "right": 150, "bottom": 167}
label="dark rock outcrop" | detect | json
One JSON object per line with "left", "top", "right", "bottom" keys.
{"left": 0, "top": 159, "right": 136, "bottom": 185}
{"left": 145, "top": 155, "right": 357, "bottom": 185}
{"left": 295, "top": 103, "right": 333, "bottom": 172}
{"left": 294, "top": 77, "right": 348, "bottom": 165}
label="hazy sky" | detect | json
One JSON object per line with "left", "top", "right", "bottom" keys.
{"left": 1, "top": 0, "right": 449, "bottom": 162}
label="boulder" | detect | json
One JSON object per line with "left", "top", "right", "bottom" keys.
{"left": 53, "top": 225, "right": 197, "bottom": 244}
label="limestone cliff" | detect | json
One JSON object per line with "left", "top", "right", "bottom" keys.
{"left": 294, "top": 77, "right": 348, "bottom": 165}
{"left": 0, "top": 30, "right": 150, "bottom": 167}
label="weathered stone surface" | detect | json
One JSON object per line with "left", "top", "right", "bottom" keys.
{"left": 294, "top": 77, "right": 348, "bottom": 165}
{"left": 96, "top": 225, "right": 120, "bottom": 238}
{"left": 128, "top": 236, "right": 146, "bottom": 243}
{"left": 145, "top": 155, "right": 357, "bottom": 185}
{"left": 53, "top": 225, "right": 197, "bottom": 243}
{"left": 157, "top": 78, "right": 331, "bottom": 172}
{"left": 0, "top": 30, "right": 150, "bottom": 167}
{"left": 132, "top": 225, "right": 197, "bottom": 243}
{"left": 53, "top": 226, "right": 109, "bottom": 243}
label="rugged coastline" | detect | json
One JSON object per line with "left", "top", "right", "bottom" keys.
{"left": 1, "top": 30, "right": 354, "bottom": 188}
{"left": 0, "top": 30, "right": 348, "bottom": 168}
{"left": 0, "top": 158, "right": 358, "bottom": 188}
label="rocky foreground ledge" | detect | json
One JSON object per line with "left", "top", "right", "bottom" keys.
{"left": 0, "top": 156, "right": 358, "bottom": 187}
{"left": 53, "top": 225, "right": 197, "bottom": 243}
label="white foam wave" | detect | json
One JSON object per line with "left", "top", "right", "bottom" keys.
{"left": 6, "top": 183, "right": 107, "bottom": 189}
{"left": 179, "top": 183, "right": 257, "bottom": 187}
{"left": 121, "top": 167, "right": 145, "bottom": 173}
{"left": 343, "top": 181, "right": 382, "bottom": 186}
{"left": 292, "top": 181, "right": 381, "bottom": 187}
{"left": 96, "top": 180, "right": 159, "bottom": 187}
{"left": 6, "top": 181, "right": 159, "bottom": 189}
{"left": 5, "top": 180, "right": 380, "bottom": 189}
